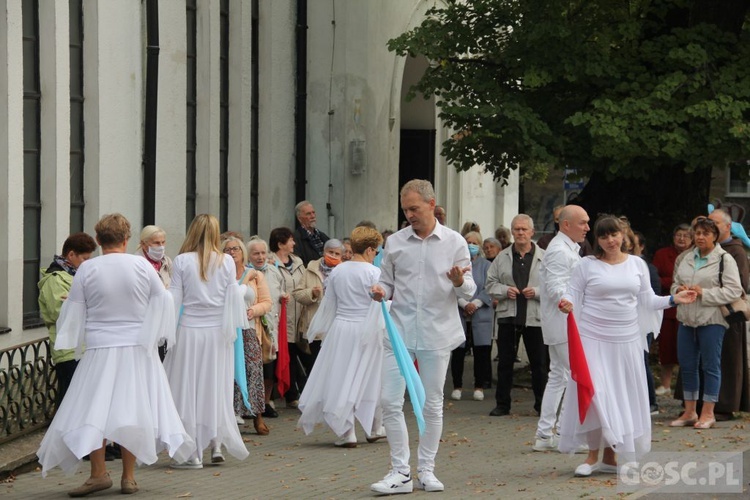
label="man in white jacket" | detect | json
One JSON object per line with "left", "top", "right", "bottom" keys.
{"left": 533, "top": 205, "right": 590, "bottom": 451}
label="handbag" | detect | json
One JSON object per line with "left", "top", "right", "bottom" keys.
{"left": 718, "top": 254, "right": 750, "bottom": 323}
{"left": 259, "top": 315, "right": 276, "bottom": 364}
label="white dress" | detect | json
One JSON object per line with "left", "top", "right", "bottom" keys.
{"left": 297, "top": 261, "right": 384, "bottom": 437}
{"left": 37, "top": 253, "right": 195, "bottom": 476}
{"left": 164, "top": 253, "right": 250, "bottom": 461}
{"left": 558, "top": 255, "right": 670, "bottom": 458}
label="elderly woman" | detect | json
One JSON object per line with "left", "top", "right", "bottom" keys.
{"left": 37, "top": 214, "right": 194, "bottom": 496}
{"left": 222, "top": 236, "right": 273, "bottom": 435}
{"left": 165, "top": 214, "right": 250, "bottom": 468}
{"left": 450, "top": 231, "right": 493, "bottom": 402}
{"left": 135, "top": 225, "right": 173, "bottom": 288}
{"left": 293, "top": 239, "right": 345, "bottom": 360}
{"left": 670, "top": 217, "right": 743, "bottom": 429}
{"left": 652, "top": 223, "right": 693, "bottom": 395}
{"left": 247, "top": 237, "right": 285, "bottom": 418}
{"left": 269, "top": 227, "right": 305, "bottom": 409}
{"left": 558, "top": 215, "right": 695, "bottom": 477}
{"left": 298, "top": 227, "right": 385, "bottom": 447}
{"left": 482, "top": 238, "right": 502, "bottom": 263}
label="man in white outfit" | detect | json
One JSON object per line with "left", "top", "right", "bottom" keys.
{"left": 533, "top": 205, "right": 590, "bottom": 451}
{"left": 370, "top": 179, "right": 476, "bottom": 495}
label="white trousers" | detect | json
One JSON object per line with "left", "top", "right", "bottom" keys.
{"left": 536, "top": 342, "right": 569, "bottom": 439}
{"left": 381, "top": 347, "right": 451, "bottom": 474}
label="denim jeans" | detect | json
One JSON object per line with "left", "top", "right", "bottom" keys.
{"left": 677, "top": 323, "right": 726, "bottom": 402}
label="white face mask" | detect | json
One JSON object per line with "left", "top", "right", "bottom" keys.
{"left": 147, "top": 245, "right": 165, "bottom": 261}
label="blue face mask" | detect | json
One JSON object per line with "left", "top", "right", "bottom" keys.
{"left": 249, "top": 262, "right": 268, "bottom": 272}
{"left": 468, "top": 243, "right": 480, "bottom": 257}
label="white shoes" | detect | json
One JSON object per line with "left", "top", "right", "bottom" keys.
{"left": 473, "top": 389, "right": 484, "bottom": 401}
{"left": 532, "top": 434, "right": 559, "bottom": 452}
{"left": 371, "top": 470, "right": 413, "bottom": 495}
{"left": 415, "top": 470, "right": 444, "bottom": 492}
{"left": 451, "top": 389, "right": 461, "bottom": 401}
{"left": 170, "top": 457, "right": 203, "bottom": 470}
{"left": 235, "top": 414, "right": 245, "bottom": 425}
{"left": 655, "top": 386, "right": 672, "bottom": 396}
{"left": 575, "top": 462, "right": 617, "bottom": 477}
{"left": 211, "top": 445, "right": 225, "bottom": 464}
{"left": 334, "top": 433, "right": 358, "bottom": 448}
{"left": 366, "top": 426, "right": 387, "bottom": 443}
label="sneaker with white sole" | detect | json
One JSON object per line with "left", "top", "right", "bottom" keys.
{"left": 473, "top": 389, "right": 484, "bottom": 401}
{"left": 415, "top": 470, "right": 444, "bottom": 492}
{"left": 370, "top": 470, "right": 413, "bottom": 495}
{"left": 170, "top": 457, "right": 203, "bottom": 469}
{"left": 450, "top": 389, "right": 461, "bottom": 401}
{"left": 211, "top": 445, "right": 225, "bottom": 464}
{"left": 532, "top": 434, "right": 559, "bottom": 452}
{"left": 235, "top": 414, "right": 245, "bottom": 425}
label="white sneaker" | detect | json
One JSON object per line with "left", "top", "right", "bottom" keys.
{"left": 532, "top": 434, "right": 559, "bottom": 452}
{"left": 211, "top": 445, "right": 225, "bottom": 464}
{"left": 450, "top": 389, "right": 461, "bottom": 401}
{"left": 416, "top": 470, "right": 444, "bottom": 492}
{"left": 170, "top": 457, "right": 203, "bottom": 469}
{"left": 334, "top": 432, "right": 358, "bottom": 448}
{"left": 655, "top": 386, "right": 671, "bottom": 396}
{"left": 370, "top": 470, "right": 413, "bottom": 495}
{"left": 473, "top": 389, "right": 484, "bottom": 401}
{"left": 235, "top": 414, "right": 245, "bottom": 425}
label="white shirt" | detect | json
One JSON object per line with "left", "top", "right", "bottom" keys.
{"left": 171, "top": 253, "right": 237, "bottom": 328}
{"left": 379, "top": 221, "right": 476, "bottom": 351}
{"left": 539, "top": 231, "right": 581, "bottom": 345}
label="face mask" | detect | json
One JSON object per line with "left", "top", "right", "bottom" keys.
{"left": 147, "top": 245, "right": 165, "bottom": 261}
{"left": 468, "top": 243, "right": 480, "bottom": 257}
{"left": 250, "top": 262, "right": 268, "bottom": 272}
{"left": 324, "top": 255, "right": 341, "bottom": 267}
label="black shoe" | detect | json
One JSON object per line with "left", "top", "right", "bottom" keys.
{"left": 262, "top": 403, "right": 279, "bottom": 418}
{"left": 489, "top": 406, "right": 509, "bottom": 416}
{"left": 650, "top": 404, "right": 659, "bottom": 416}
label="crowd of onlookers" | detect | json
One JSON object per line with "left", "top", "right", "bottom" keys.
{"left": 35, "top": 191, "right": 750, "bottom": 494}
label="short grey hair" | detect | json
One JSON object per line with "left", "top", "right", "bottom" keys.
{"left": 400, "top": 179, "right": 435, "bottom": 203}
{"left": 247, "top": 235, "right": 269, "bottom": 252}
{"left": 712, "top": 208, "right": 733, "bottom": 224}
{"left": 295, "top": 200, "right": 313, "bottom": 217}
{"left": 511, "top": 213, "right": 534, "bottom": 229}
{"left": 324, "top": 238, "right": 344, "bottom": 251}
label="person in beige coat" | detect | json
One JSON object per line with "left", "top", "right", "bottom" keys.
{"left": 293, "top": 239, "right": 345, "bottom": 360}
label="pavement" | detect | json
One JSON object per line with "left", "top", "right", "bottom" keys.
{"left": 1, "top": 356, "right": 749, "bottom": 499}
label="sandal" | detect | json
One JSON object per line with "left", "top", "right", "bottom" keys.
{"left": 694, "top": 418, "right": 715, "bottom": 429}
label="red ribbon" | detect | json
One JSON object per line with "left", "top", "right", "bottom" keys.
{"left": 275, "top": 298, "right": 291, "bottom": 397}
{"left": 568, "top": 312, "right": 595, "bottom": 424}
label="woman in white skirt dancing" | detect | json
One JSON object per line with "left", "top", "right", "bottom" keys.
{"left": 558, "top": 215, "right": 696, "bottom": 477}
{"left": 37, "top": 213, "right": 195, "bottom": 496}
{"left": 298, "top": 226, "right": 386, "bottom": 447}
{"left": 165, "top": 214, "right": 250, "bottom": 468}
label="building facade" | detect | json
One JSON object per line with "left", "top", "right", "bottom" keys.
{"left": 0, "top": 0, "right": 517, "bottom": 346}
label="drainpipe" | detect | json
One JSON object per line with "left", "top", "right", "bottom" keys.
{"left": 143, "top": 0, "right": 160, "bottom": 226}
{"left": 294, "top": 0, "right": 308, "bottom": 203}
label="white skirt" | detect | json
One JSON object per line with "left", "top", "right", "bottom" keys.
{"left": 37, "top": 346, "right": 195, "bottom": 476}
{"left": 298, "top": 317, "right": 384, "bottom": 437}
{"left": 164, "top": 325, "right": 249, "bottom": 461}
{"left": 558, "top": 335, "right": 651, "bottom": 458}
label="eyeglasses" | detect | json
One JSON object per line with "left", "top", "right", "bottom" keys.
{"left": 224, "top": 246, "right": 242, "bottom": 253}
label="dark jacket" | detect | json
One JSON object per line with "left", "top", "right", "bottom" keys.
{"left": 293, "top": 227, "right": 330, "bottom": 267}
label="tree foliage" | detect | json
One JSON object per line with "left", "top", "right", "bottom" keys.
{"left": 388, "top": 0, "right": 750, "bottom": 186}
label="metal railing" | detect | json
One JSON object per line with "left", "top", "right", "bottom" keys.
{"left": 0, "top": 337, "right": 55, "bottom": 445}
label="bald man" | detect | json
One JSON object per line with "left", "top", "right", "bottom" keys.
{"left": 533, "top": 205, "right": 590, "bottom": 452}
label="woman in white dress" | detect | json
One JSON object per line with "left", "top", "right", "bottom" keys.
{"left": 298, "top": 226, "right": 386, "bottom": 447}
{"left": 558, "top": 215, "right": 696, "bottom": 477}
{"left": 165, "top": 214, "right": 250, "bottom": 468}
{"left": 37, "top": 214, "right": 194, "bottom": 497}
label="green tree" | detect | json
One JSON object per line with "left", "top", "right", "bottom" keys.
{"left": 389, "top": 0, "right": 750, "bottom": 245}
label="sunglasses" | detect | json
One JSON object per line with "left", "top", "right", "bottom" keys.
{"left": 693, "top": 216, "right": 717, "bottom": 226}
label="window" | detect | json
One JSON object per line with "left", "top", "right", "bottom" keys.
{"left": 727, "top": 162, "right": 750, "bottom": 197}
{"left": 219, "top": 0, "right": 229, "bottom": 232}
{"left": 69, "top": 0, "right": 85, "bottom": 232}
{"left": 22, "top": 0, "right": 43, "bottom": 328}
{"left": 186, "top": 0, "right": 197, "bottom": 228}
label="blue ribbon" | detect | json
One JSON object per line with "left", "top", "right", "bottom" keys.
{"left": 381, "top": 301, "right": 425, "bottom": 435}
{"left": 234, "top": 327, "right": 251, "bottom": 411}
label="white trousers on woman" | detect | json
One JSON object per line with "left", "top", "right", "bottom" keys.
{"left": 381, "top": 347, "right": 451, "bottom": 475}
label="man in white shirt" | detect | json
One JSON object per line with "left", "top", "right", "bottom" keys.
{"left": 533, "top": 205, "right": 590, "bottom": 452}
{"left": 370, "top": 179, "right": 476, "bottom": 495}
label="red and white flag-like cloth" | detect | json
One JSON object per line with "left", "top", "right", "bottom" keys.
{"left": 567, "top": 312, "right": 595, "bottom": 424}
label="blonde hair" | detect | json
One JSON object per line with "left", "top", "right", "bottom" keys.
{"left": 222, "top": 236, "right": 247, "bottom": 265}
{"left": 139, "top": 225, "right": 165, "bottom": 246}
{"left": 180, "top": 214, "right": 222, "bottom": 281}
{"left": 95, "top": 213, "right": 131, "bottom": 248}
{"left": 350, "top": 226, "right": 383, "bottom": 254}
